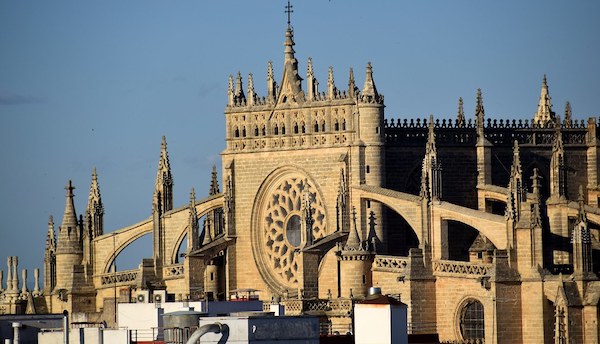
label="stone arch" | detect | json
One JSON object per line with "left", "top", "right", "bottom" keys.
{"left": 351, "top": 186, "right": 423, "bottom": 245}
{"left": 434, "top": 203, "right": 507, "bottom": 250}
{"left": 251, "top": 165, "right": 330, "bottom": 295}
{"left": 383, "top": 203, "right": 420, "bottom": 256}
{"left": 168, "top": 206, "right": 225, "bottom": 264}
{"left": 101, "top": 227, "right": 153, "bottom": 274}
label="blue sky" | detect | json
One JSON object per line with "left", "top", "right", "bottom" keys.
{"left": 1, "top": 1, "right": 599, "bottom": 282}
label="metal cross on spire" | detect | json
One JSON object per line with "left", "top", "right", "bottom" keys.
{"left": 285, "top": 0, "right": 293, "bottom": 28}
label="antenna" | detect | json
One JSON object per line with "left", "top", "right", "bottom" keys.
{"left": 285, "top": 0, "right": 293, "bottom": 28}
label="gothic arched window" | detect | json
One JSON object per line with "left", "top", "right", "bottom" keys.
{"left": 294, "top": 122, "right": 299, "bottom": 134}
{"left": 460, "top": 299, "right": 484, "bottom": 341}
{"left": 301, "top": 122, "right": 306, "bottom": 133}
{"left": 262, "top": 125, "right": 266, "bottom": 136}
{"left": 274, "top": 125, "right": 279, "bottom": 135}
{"left": 314, "top": 121, "right": 319, "bottom": 133}
{"left": 321, "top": 120, "right": 326, "bottom": 132}
{"left": 254, "top": 126, "right": 259, "bottom": 136}
{"left": 234, "top": 127, "right": 240, "bottom": 138}
{"left": 281, "top": 124, "right": 286, "bottom": 135}
{"left": 242, "top": 127, "right": 246, "bottom": 138}
{"left": 334, "top": 120, "right": 339, "bottom": 131}
{"left": 342, "top": 119, "right": 346, "bottom": 130}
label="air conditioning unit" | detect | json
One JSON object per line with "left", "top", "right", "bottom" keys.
{"left": 153, "top": 290, "right": 167, "bottom": 303}
{"left": 135, "top": 290, "right": 149, "bottom": 303}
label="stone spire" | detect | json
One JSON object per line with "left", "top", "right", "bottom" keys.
{"left": 360, "top": 62, "right": 381, "bottom": 103}
{"left": 301, "top": 180, "right": 314, "bottom": 247}
{"left": 572, "top": 185, "right": 593, "bottom": 276}
{"left": 227, "top": 74, "right": 234, "bottom": 106}
{"left": 306, "top": 57, "right": 318, "bottom": 101}
{"left": 348, "top": 68, "right": 357, "bottom": 98}
{"left": 507, "top": 141, "right": 524, "bottom": 222}
{"left": 564, "top": 101, "right": 572, "bottom": 127}
{"left": 277, "top": 23, "right": 304, "bottom": 104}
{"left": 336, "top": 168, "right": 349, "bottom": 232}
{"left": 533, "top": 74, "right": 555, "bottom": 125}
{"left": 57, "top": 181, "right": 82, "bottom": 252}
{"left": 85, "top": 167, "right": 104, "bottom": 238}
{"left": 247, "top": 73, "right": 256, "bottom": 106}
{"left": 421, "top": 115, "right": 441, "bottom": 201}
{"left": 475, "top": 89, "right": 485, "bottom": 128}
{"left": 46, "top": 215, "right": 56, "bottom": 254}
{"left": 345, "top": 207, "right": 361, "bottom": 249}
{"left": 531, "top": 169, "right": 543, "bottom": 227}
{"left": 209, "top": 165, "right": 220, "bottom": 196}
{"left": 44, "top": 215, "right": 56, "bottom": 293}
{"left": 154, "top": 136, "right": 173, "bottom": 214}
{"left": 327, "top": 66, "right": 337, "bottom": 100}
{"left": 510, "top": 140, "right": 523, "bottom": 183}
{"left": 188, "top": 188, "right": 200, "bottom": 251}
{"left": 267, "top": 61, "right": 278, "bottom": 104}
{"left": 550, "top": 126, "right": 566, "bottom": 200}
{"left": 234, "top": 71, "right": 246, "bottom": 105}
{"left": 457, "top": 97, "right": 465, "bottom": 127}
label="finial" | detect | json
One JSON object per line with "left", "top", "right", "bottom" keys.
{"left": 531, "top": 168, "right": 542, "bottom": 226}
{"left": 457, "top": 97, "right": 465, "bottom": 127}
{"left": 345, "top": 206, "right": 361, "bottom": 249}
{"left": 65, "top": 180, "right": 75, "bottom": 196}
{"left": 235, "top": 71, "right": 243, "bottom": 96}
{"left": 190, "top": 187, "right": 196, "bottom": 204}
{"left": 534, "top": 74, "right": 555, "bottom": 125}
{"left": 348, "top": 68, "right": 357, "bottom": 98}
{"left": 327, "top": 66, "right": 336, "bottom": 99}
{"left": 247, "top": 73, "right": 255, "bottom": 106}
{"left": 564, "top": 101, "right": 572, "bottom": 125}
{"left": 268, "top": 61, "right": 274, "bottom": 79}
{"left": 285, "top": 0, "right": 294, "bottom": 28}
{"left": 209, "top": 165, "right": 220, "bottom": 196}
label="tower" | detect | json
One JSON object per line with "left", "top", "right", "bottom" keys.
{"left": 338, "top": 208, "right": 374, "bottom": 299}
{"left": 357, "top": 62, "right": 386, "bottom": 252}
{"left": 54, "top": 180, "right": 83, "bottom": 291}
{"left": 152, "top": 136, "right": 173, "bottom": 276}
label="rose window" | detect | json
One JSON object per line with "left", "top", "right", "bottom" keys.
{"left": 260, "top": 176, "right": 327, "bottom": 289}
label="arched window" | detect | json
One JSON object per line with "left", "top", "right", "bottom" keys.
{"left": 460, "top": 299, "right": 484, "bottom": 341}
{"left": 301, "top": 122, "right": 306, "bottom": 133}
{"left": 314, "top": 121, "right": 319, "bottom": 133}
{"left": 342, "top": 119, "right": 346, "bottom": 130}
{"left": 321, "top": 120, "right": 326, "bottom": 132}
{"left": 254, "top": 126, "right": 259, "bottom": 136}
{"left": 281, "top": 124, "right": 286, "bottom": 135}
{"left": 274, "top": 125, "right": 279, "bottom": 135}
{"left": 234, "top": 127, "right": 240, "bottom": 138}
{"left": 242, "top": 127, "right": 246, "bottom": 138}
{"left": 334, "top": 120, "right": 339, "bottom": 131}
{"left": 262, "top": 125, "right": 266, "bottom": 136}
{"left": 294, "top": 122, "right": 299, "bottom": 134}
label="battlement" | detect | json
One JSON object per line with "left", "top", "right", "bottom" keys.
{"left": 385, "top": 116, "right": 595, "bottom": 147}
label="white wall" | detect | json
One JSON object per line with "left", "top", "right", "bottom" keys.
{"left": 38, "top": 328, "right": 129, "bottom": 344}
{"left": 354, "top": 303, "right": 408, "bottom": 344}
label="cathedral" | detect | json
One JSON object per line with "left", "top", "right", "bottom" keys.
{"left": 1, "top": 11, "right": 600, "bottom": 344}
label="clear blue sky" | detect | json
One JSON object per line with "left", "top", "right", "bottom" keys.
{"left": 1, "top": 1, "right": 599, "bottom": 282}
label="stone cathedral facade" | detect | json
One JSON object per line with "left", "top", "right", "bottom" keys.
{"left": 2, "top": 20, "right": 600, "bottom": 344}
